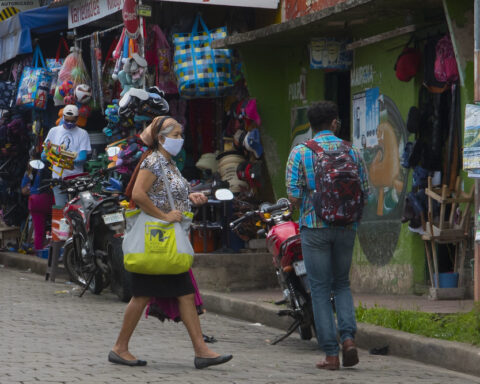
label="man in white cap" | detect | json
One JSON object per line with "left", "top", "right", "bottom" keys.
{"left": 42, "top": 104, "right": 91, "bottom": 207}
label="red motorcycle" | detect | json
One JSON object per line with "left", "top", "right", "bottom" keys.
{"left": 230, "top": 198, "right": 315, "bottom": 344}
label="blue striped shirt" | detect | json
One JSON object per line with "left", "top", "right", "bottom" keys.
{"left": 285, "top": 130, "right": 369, "bottom": 229}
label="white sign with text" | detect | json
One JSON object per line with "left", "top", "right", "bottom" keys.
{"left": 68, "top": 0, "right": 124, "bottom": 29}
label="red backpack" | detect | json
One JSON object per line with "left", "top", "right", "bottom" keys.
{"left": 305, "top": 140, "right": 364, "bottom": 226}
{"left": 434, "top": 35, "right": 459, "bottom": 83}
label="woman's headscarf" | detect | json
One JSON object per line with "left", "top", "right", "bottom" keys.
{"left": 124, "top": 116, "right": 171, "bottom": 200}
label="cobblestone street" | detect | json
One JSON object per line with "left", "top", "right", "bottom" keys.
{"left": 1, "top": 267, "right": 479, "bottom": 384}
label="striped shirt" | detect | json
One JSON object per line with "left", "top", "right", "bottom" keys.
{"left": 285, "top": 130, "right": 369, "bottom": 229}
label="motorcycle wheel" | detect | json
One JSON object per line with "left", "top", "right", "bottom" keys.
{"left": 106, "top": 236, "right": 132, "bottom": 303}
{"left": 298, "top": 324, "right": 313, "bottom": 340}
{"left": 64, "top": 242, "right": 104, "bottom": 295}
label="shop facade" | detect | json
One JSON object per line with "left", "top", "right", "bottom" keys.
{"left": 216, "top": 0, "right": 476, "bottom": 295}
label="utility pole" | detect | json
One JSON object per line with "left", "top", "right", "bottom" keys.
{"left": 474, "top": 0, "right": 480, "bottom": 301}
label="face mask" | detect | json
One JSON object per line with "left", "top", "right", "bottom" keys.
{"left": 161, "top": 137, "right": 184, "bottom": 156}
{"left": 63, "top": 121, "right": 76, "bottom": 130}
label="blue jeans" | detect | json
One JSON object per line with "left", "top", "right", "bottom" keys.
{"left": 300, "top": 226, "right": 357, "bottom": 356}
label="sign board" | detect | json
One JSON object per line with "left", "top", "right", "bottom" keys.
{"left": 68, "top": 0, "right": 124, "bottom": 29}
{"left": 158, "top": 0, "right": 279, "bottom": 8}
{"left": 0, "top": 0, "right": 40, "bottom": 20}
{"left": 137, "top": 4, "right": 151, "bottom": 17}
{"left": 310, "top": 38, "right": 352, "bottom": 70}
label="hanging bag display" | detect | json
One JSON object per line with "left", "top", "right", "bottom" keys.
{"left": 15, "top": 45, "right": 52, "bottom": 110}
{"left": 123, "top": 162, "right": 194, "bottom": 275}
{"left": 173, "top": 14, "right": 233, "bottom": 98}
{"left": 0, "top": 65, "right": 19, "bottom": 110}
{"left": 102, "top": 38, "right": 122, "bottom": 104}
{"left": 47, "top": 37, "right": 70, "bottom": 97}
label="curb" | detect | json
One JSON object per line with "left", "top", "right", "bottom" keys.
{"left": 2, "top": 251, "right": 480, "bottom": 376}
{"left": 0, "top": 251, "right": 67, "bottom": 278}
{"left": 202, "top": 290, "right": 480, "bottom": 377}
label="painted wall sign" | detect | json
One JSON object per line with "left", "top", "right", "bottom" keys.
{"left": 351, "top": 64, "right": 375, "bottom": 87}
{"left": 0, "top": 0, "right": 39, "bottom": 20}
{"left": 159, "top": 0, "right": 279, "bottom": 8}
{"left": 288, "top": 72, "right": 306, "bottom": 101}
{"left": 285, "top": 0, "right": 346, "bottom": 20}
{"left": 68, "top": 0, "right": 124, "bottom": 29}
{"left": 356, "top": 94, "right": 407, "bottom": 265}
{"left": 310, "top": 38, "right": 352, "bottom": 70}
{"left": 290, "top": 106, "right": 311, "bottom": 150}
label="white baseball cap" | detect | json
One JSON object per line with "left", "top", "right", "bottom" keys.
{"left": 63, "top": 104, "right": 79, "bottom": 117}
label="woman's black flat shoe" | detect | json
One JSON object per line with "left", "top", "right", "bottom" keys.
{"left": 108, "top": 351, "right": 147, "bottom": 366}
{"left": 194, "top": 354, "right": 233, "bottom": 369}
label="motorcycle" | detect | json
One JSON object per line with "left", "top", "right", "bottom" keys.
{"left": 32, "top": 159, "right": 132, "bottom": 302}
{"left": 229, "top": 198, "right": 315, "bottom": 344}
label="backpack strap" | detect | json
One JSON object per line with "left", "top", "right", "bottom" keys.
{"left": 304, "top": 139, "right": 324, "bottom": 154}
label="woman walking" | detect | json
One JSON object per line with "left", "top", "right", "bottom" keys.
{"left": 109, "top": 116, "right": 232, "bottom": 369}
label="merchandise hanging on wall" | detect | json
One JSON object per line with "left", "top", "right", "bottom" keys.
{"left": 173, "top": 14, "right": 233, "bottom": 99}
{"left": 15, "top": 45, "right": 52, "bottom": 110}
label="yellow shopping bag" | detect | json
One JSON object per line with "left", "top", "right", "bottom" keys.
{"left": 123, "top": 211, "right": 194, "bottom": 275}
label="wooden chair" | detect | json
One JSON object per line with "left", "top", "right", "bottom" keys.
{"left": 422, "top": 176, "right": 473, "bottom": 292}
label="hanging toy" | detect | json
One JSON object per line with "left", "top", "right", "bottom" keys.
{"left": 117, "top": 53, "right": 147, "bottom": 96}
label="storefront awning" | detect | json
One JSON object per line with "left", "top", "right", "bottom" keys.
{"left": 0, "top": 5, "right": 68, "bottom": 65}
{"left": 49, "top": 0, "right": 279, "bottom": 9}
{"left": 212, "top": 0, "right": 443, "bottom": 49}
{"left": 155, "top": 0, "right": 279, "bottom": 8}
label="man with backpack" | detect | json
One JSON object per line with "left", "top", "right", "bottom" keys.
{"left": 285, "top": 101, "right": 369, "bottom": 370}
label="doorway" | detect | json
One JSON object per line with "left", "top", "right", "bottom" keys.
{"left": 325, "top": 71, "right": 351, "bottom": 141}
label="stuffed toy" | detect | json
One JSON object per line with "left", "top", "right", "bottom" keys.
{"left": 117, "top": 53, "right": 147, "bottom": 96}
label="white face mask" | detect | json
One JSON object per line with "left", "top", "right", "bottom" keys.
{"left": 161, "top": 137, "right": 184, "bottom": 156}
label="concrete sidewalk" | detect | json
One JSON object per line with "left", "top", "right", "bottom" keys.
{"left": 1, "top": 250, "right": 479, "bottom": 377}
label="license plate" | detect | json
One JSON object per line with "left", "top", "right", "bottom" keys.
{"left": 103, "top": 212, "right": 124, "bottom": 225}
{"left": 293, "top": 260, "right": 307, "bottom": 276}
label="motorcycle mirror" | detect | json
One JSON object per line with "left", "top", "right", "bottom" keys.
{"left": 215, "top": 188, "right": 234, "bottom": 201}
{"left": 29, "top": 160, "right": 45, "bottom": 170}
{"left": 106, "top": 146, "right": 121, "bottom": 157}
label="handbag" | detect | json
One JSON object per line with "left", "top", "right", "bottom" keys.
{"left": 173, "top": 14, "right": 233, "bottom": 98}
{"left": 15, "top": 45, "right": 52, "bottom": 110}
{"left": 123, "top": 162, "right": 194, "bottom": 275}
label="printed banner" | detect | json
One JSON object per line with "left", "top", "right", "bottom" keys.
{"left": 352, "top": 87, "right": 379, "bottom": 149}
{"left": 463, "top": 104, "right": 480, "bottom": 175}
{"left": 68, "top": 0, "right": 124, "bottom": 29}
{"left": 309, "top": 38, "right": 352, "bottom": 70}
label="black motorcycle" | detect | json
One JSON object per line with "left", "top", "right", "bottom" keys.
{"left": 34, "top": 160, "right": 132, "bottom": 302}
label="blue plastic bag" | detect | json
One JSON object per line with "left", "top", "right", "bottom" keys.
{"left": 173, "top": 14, "right": 233, "bottom": 98}
{"left": 15, "top": 45, "right": 52, "bottom": 110}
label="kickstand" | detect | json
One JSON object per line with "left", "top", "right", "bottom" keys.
{"left": 79, "top": 273, "right": 94, "bottom": 297}
{"left": 270, "top": 319, "right": 300, "bottom": 345}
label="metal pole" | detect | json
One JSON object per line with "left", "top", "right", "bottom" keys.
{"left": 474, "top": 0, "right": 480, "bottom": 302}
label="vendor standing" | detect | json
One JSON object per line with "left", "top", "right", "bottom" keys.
{"left": 42, "top": 105, "right": 91, "bottom": 206}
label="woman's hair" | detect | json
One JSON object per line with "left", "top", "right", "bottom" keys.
{"left": 146, "top": 116, "right": 178, "bottom": 149}
{"left": 125, "top": 116, "right": 178, "bottom": 200}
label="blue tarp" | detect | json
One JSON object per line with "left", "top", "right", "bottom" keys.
{"left": 0, "top": 6, "right": 68, "bottom": 65}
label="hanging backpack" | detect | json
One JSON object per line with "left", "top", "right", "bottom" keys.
{"left": 434, "top": 35, "right": 459, "bottom": 83}
{"left": 304, "top": 140, "right": 364, "bottom": 226}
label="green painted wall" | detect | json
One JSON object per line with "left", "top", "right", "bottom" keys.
{"left": 350, "top": 35, "right": 425, "bottom": 287}
{"left": 238, "top": 1, "right": 474, "bottom": 293}
{"left": 240, "top": 44, "right": 325, "bottom": 200}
